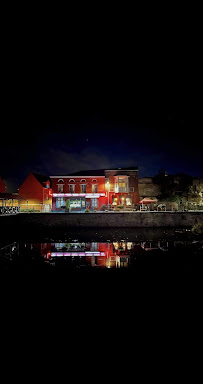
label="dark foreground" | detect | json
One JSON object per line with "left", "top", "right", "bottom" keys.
{"left": 1, "top": 227, "right": 202, "bottom": 343}
{"left": 1, "top": 227, "right": 202, "bottom": 287}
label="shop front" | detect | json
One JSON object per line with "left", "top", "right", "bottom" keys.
{"left": 52, "top": 193, "right": 105, "bottom": 211}
{"left": 70, "top": 198, "right": 86, "bottom": 211}
{"left": 111, "top": 194, "right": 133, "bottom": 208}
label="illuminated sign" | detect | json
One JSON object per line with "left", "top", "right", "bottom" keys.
{"left": 51, "top": 251, "right": 106, "bottom": 257}
{"left": 53, "top": 193, "right": 105, "bottom": 197}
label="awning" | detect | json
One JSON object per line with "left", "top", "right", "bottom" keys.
{"left": 139, "top": 198, "right": 158, "bottom": 204}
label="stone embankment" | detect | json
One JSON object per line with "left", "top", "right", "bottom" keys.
{"left": 0, "top": 211, "right": 203, "bottom": 229}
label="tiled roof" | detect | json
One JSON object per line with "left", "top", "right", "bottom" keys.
{"left": 67, "top": 169, "right": 106, "bottom": 176}
{"left": 67, "top": 167, "right": 138, "bottom": 177}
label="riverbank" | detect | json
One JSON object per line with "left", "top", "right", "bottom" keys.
{"left": 0, "top": 211, "right": 203, "bottom": 243}
{"left": 1, "top": 211, "right": 203, "bottom": 227}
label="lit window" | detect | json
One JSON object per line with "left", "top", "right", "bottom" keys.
{"left": 56, "top": 197, "right": 65, "bottom": 208}
{"left": 58, "top": 184, "right": 63, "bottom": 192}
{"left": 92, "top": 184, "right": 97, "bottom": 193}
{"left": 119, "top": 179, "right": 128, "bottom": 192}
{"left": 113, "top": 242, "right": 119, "bottom": 250}
{"left": 70, "top": 199, "right": 81, "bottom": 208}
{"left": 69, "top": 185, "right": 75, "bottom": 193}
{"left": 114, "top": 176, "right": 128, "bottom": 192}
{"left": 126, "top": 197, "right": 132, "bottom": 206}
{"left": 112, "top": 197, "right": 118, "bottom": 205}
{"left": 127, "top": 242, "right": 132, "bottom": 250}
{"left": 91, "top": 198, "right": 98, "bottom": 208}
{"left": 80, "top": 184, "right": 86, "bottom": 193}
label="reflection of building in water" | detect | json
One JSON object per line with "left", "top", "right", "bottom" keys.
{"left": 42, "top": 242, "right": 133, "bottom": 268}
{"left": 16, "top": 240, "right": 176, "bottom": 269}
{"left": 36, "top": 241, "right": 173, "bottom": 268}
{"left": 140, "top": 241, "right": 170, "bottom": 251}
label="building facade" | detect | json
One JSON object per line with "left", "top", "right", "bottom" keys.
{"left": 0, "top": 176, "right": 6, "bottom": 193}
{"left": 138, "top": 177, "right": 161, "bottom": 200}
{"left": 18, "top": 173, "right": 53, "bottom": 212}
{"left": 50, "top": 167, "right": 139, "bottom": 211}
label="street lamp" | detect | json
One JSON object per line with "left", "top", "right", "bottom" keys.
{"left": 106, "top": 181, "right": 110, "bottom": 211}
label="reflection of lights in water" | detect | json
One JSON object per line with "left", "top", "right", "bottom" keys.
{"left": 51, "top": 251, "right": 106, "bottom": 257}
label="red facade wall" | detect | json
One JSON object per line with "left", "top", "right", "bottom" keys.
{"left": 105, "top": 169, "right": 139, "bottom": 205}
{"left": 0, "top": 176, "right": 6, "bottom": 193}
{"left": 51, "top": 176, "right": 106, "bottom": 210}
{"left": 51, "top": 169, "right": 139, "bottom": 211}
{"left": 19, "top": 173, "right": 43, "bottom": 201}
{"left": 18, "top": 173, "right": 52, "bottom": 210}
{"left": 51, "top": 176, "right": 106, "bottom": 194}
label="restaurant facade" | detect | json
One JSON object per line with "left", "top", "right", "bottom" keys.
{"left": 50, "top": 167, "right": 139, "bottom": 211}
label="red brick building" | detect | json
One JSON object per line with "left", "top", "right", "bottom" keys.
{"left": 50, "top": 167, "right": 139, "bottom": 211}
{"left": 0, "top": 176, "right": 6, "bottom": 193}
{"left": 18, "top": 173, "right": 53, "bottom": 212}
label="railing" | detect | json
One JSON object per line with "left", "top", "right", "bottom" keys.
{"left": 0, "top": 206, "right": 20, "bottom": 215}
{"left": 0, "top": 242, "right": 18, "bottom": 259}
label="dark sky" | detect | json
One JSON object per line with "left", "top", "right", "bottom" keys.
{"left": 1, "top": 12, "right": 202, "bottom": 192}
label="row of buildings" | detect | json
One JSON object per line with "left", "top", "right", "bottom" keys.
{"left": 0, "top": 167, "right": 203, "bottom": 212}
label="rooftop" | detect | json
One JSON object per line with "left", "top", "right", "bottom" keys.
{"left": 65, "top": 167, "right": 138, "bottom": 177}
{"left": 32, "top": 173, "right": 52, "bottom": 187}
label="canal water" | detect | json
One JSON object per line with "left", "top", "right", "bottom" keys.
{"left": 1, "top": 228, "right": 202, "bottom": 274}
{"left": 1, "top": 228, "right": 202, "bottom": 329}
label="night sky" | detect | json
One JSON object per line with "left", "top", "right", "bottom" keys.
{"left": 1, "top": 13, "right": 202, "bottom": 192}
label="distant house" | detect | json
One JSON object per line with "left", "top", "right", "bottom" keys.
{"left": 18, "top": 173, "right": 53, "bottom": 212}
{"left": 0, "top": 176, "right": 6, "bottom": 193}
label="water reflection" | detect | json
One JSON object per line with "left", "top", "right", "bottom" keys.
{"left": 1, "top": 239, "right": 202, "bottom": 271}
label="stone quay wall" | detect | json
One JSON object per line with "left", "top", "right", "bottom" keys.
{"left": 1, "top": 211, "right": 202, "bottom": 229}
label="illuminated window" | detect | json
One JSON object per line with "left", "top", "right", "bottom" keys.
{"left": 81, "top": 184, "right": 86, "bottom": 193}
{"left": 119, "top": 178, "right": 128, "bottom": 192}
{"left": 127, "top": 242, "right": 132, "bottom": 250}
{"left": 126, "top": 197, "right": 132, "bottom": 206}
{"left": 56, "top": 197, "right": 65, "bottom": 208}
{"left": 90, "top": 242, "right": 98, "bottom": 251}
{"left": 92, "top": 184, "right": 97, "bottom": 193}
{"left": 58, "top": 184, "right": 63, "bottom": 192}
{"left": 91, "top": 198, "right": 98, "bottom": 208}
{"left": 70, "top": 199, "right": 81, "bottom": 208}
{"left": 114, "top": 176, "right": 128, "bottom": 192}
{"left": 112, "top": 197, "right": 118, "bottom": 205}
{"left": 121, "top": 197, "right": 125, "bottom": 204}
{"left": 69, "top": 185, "right": 75, "bottom": 193}
{"left": 113, "top": 242, "right": 119, "bottom": 250}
